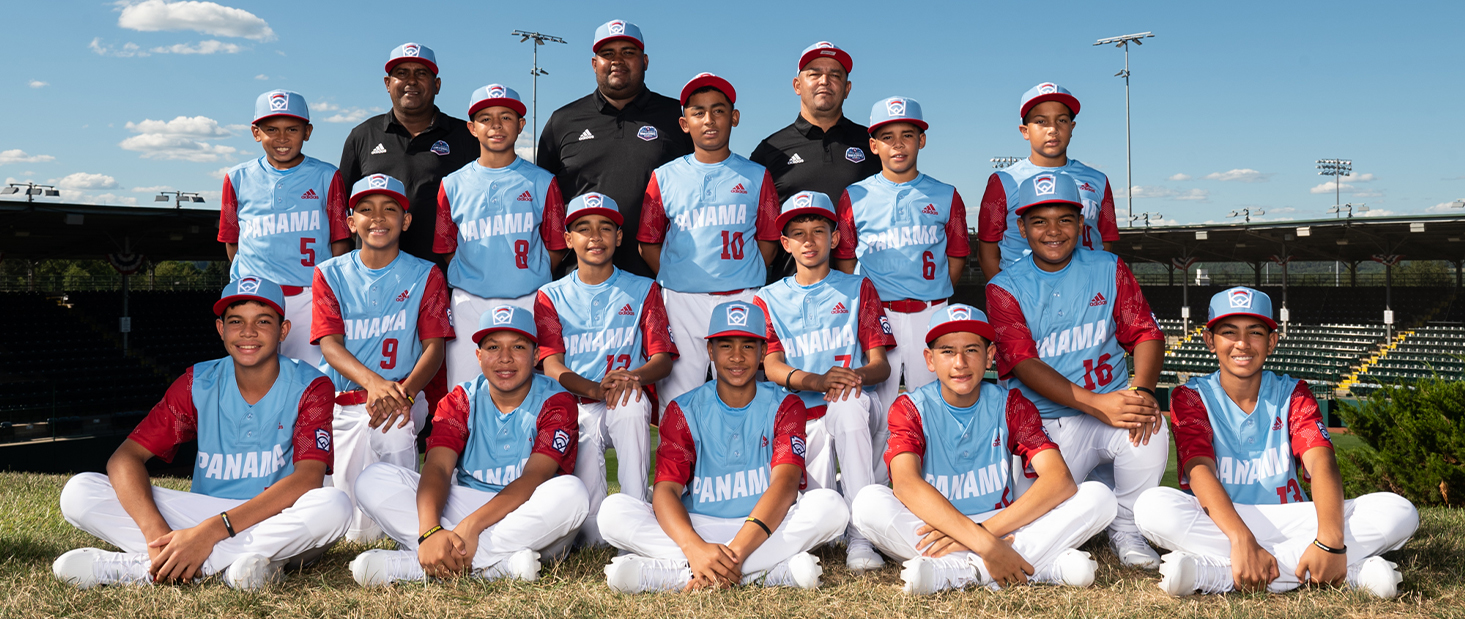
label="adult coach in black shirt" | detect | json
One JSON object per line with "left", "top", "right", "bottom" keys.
{"left": 750, "top": 42, "right": 882, "bottom": 282}
{"left": 340, "top": 42, "right": 476, "bottom": 264}
{"left": 536, "top": 20, "right": 692, "bottom": 278}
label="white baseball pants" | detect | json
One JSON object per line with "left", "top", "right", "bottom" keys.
{"left": 327, "top": 395, "right": 425, "bottom": 542}
{"left": 1010, "top": 412, "right": 1169, "bottom": 534}
{"left": 658, "top": 288, "right": 759, "bottom": 409}
{"left": 802, "top": 392, "right": 878, "bottom": 521}
{"left": 58, "top": 472, "right": 350, "bottom": 576}
{"left": 354, "top": 462, "right": 589, "bottom": 568}
{"left": 873, "top": 302, "right": 943, "bottom": 484}
{"left": 444, "top": 289, "right": 536, "bottom": 388}
{"left": 1135, "top": 487, "right": 1419, "bottom": 593}
{"left": 281, "top": 288, "right": 321, "bottom": 368}
{"left": 573, "top": 396, "right": 652, "bottom": 546}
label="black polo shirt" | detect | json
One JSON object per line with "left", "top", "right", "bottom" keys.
{"left": 750, "top": 113, "right": 883, "bottom": 282}
{"left": 339, "top": 106, "right": 478, "bottom": 263}
{"left": 536, "top": 87, "right": 693, "bottom": 278}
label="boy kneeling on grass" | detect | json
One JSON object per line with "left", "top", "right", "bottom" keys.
{"left": 1136, "top": 287, "right": 1419, "bottom": 598}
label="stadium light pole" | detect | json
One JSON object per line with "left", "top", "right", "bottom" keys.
{"left": 154, "top": 191, "right": 205, "bottom": 209}
{"left": 512, "top": 30, "right": 567, "bottom": 160}
{"left": 1131, "top": 212, "right": 1163, "bottom": 228}
{"left": 1, "top": 182, "right": 61, "bottom": 202}
{"left": 1316, "top": 159, "right": 1352, "bottom": 218}
{"left": 991, "top": 157, "right": 1022, "bottom": 170}
{"left": 1095, "top": 31, "right": 1154, "bottom": 228}
{"left": 1228, "top": 207, "right": 1265, "bottom": 224}
{"left": 1327, "top": 202, "right": 1367, "bottom": 219}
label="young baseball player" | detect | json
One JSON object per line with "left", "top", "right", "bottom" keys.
{"left": 984, "top": 172, "right": 1168, "bottom": 569}
{"left": 851, "top": 304, "right": 1117, "bottom": 594}
{"left": 534, "top": 192, "right": 677, "bottom": 546}
{"left": 976, "top": 82, "right": 1118, "bottom": 280}
{"left": 435, "top": 83, "right": 568, "bottom": 387}
{"left": 637, "top": 73, "right": 781, "bottom": 408}
{"left": 597, "top": 301, "right": 849, "bottom": 592}
{"left": 752, "top": 190, "right": 895, "bottom": 572}
{"left": 312, "top": 174, "right": 453, "bottom": 542}
{"left": 1135, "top": 288, "right": 1418, "bottom": 598}
{"left": 349, "top": 305, "right": 589, "bottom": 586}
{"left": 832, "top": 96, "right": 970, "bottom": 483}
{"left": 218, "top": 90, "right": 352, "bottom": 367}
{"left": 54, "top": 278, "right": 350, "bottom": 590}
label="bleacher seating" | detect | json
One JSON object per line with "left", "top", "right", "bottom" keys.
{"left": 1350, "top": 325, "right": 1465, "bottom": 395}
{"left": 67, "top": 291, "right": 221, "bottom": 376}
{"left": 1163, "top": 324, "right": 1387, "bottom": 390}
{"left": 1142, "top": 286, "right": 1456, "bottom": 327}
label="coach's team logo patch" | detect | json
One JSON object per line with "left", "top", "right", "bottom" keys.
{"left": 1034, "top": 175, "right": 1056, "bottom": 196}
{"left": 402, "top": 44, "right": 420, "bottom": 57}
{"left": 608, "top": 20, "right": 626, "bottom": 35}
{"left": 1229, "top": 289, "right": 1253, "bottom": 309}
{"left": 237, "top": 277, "right": 260, "bottom": 294}
{"left": 726, "top": 304, "right": 748, "bottom": 327}
{"left": 886, "top": 98, "right": 906, "bottom": 117}
{"left": 637, "top": 125, "right": 658, "bottom": 141}
{"left": 1037, "top": 82, "right": 1057, "bottom": 94}
{"left": 790, "top": 435, "right": 806, "bottom": 458}
{"left": 315, "top": 428, "right": 331, "bottom": 452}
{"left": 846, "top": 147, "right": 865, "bottom": 163}
{"left": 1316, "top": 421, "right": 1332, "bottom": 441}
{"left": 879, "top": 316, "right": 892, "bottom": 335}
{"left": 367, "top": 174, "right": 389, "bottom": 189}
{"left": 492, "top": 307, "right": 514, "bottom": 325}
{"left": 949, "top": 306, "right": 971, "bottom": 321}
{"left": 585, "top": 194, "right": 603, "bottom": 209}
{"left": 269, "top": 92, "right": 289, "bottom": 111}
{"left": 487, "top": 84, "right": 506, "bottom": 98}
{"left": 430, "top": 140, "right": 451, "bottom": 156}
{"left": 552, "top": 428, "right": 571, "bottom": 454}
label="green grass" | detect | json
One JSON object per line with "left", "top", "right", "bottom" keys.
{"left": 3, "top": 470, "right": 1462, "bottom": 618}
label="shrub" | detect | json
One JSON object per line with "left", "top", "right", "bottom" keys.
{"left": 1336, "top": 376, "right": 1465, "bottom": 506}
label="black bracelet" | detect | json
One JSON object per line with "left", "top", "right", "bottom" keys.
{"left": 1313, "top": 539, "right": 1347, "bottom": 555}
{"left": 219, "top": 511, "right": 236, "bottom": 538}
{"left": 1130, "top": 385, "right": 1157, "bottom": 397}
{"left": 418, "top": 525, "right": 444, "bottom": 545}
{"left": 784, "top": 369, "right": 799, "bottom": 392}
{"left": 745, "top": 516, "right": 772, "bottom": 537}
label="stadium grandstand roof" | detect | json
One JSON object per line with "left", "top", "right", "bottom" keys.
{"left": 1110, "top": 213, "right": 1465, "bottom": 267}
{"left": 0, "top": 202, "right": 220, "bottom": 262}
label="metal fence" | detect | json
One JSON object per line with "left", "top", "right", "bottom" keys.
{"left": 0, "top": 273, "right": 229, "bottom": 293}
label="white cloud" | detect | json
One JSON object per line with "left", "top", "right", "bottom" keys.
{"left": 254, "top": 73, "right": 268, "bottom": 80}
{"left": 89, "top": 38, "right": 149, "bottom": 57}
{"left": 117, "top": 0, "right": 275, "bottom": 41}
{"left": 207, "top": 166, "right": 230, "bottom": 179}
{"left": 55, "top": 173, "right": 120, "bottom": 190}
{"left": 120, "top": 115, "right": 239, "bottom": 161}
{"left": 312, "top": 101, "right": 379, "bottom": 124}
{"left": 516, "top": 131, "right": 533, "bottom": 161}
{"left": 28, "top": 80, "right": 48, "bottom": 88}
{"left": 150, "top": 40, "right": 245, "bottom": 54}
{"left": 1427, "top": 201, "right": 1465, "bottom": 213}
{"left": 1310, "top": 172, "right": 1379, "bottom": 196}
{"left": 131, "top": 185, "right": 176, "bottom": 193}
{"left": 1131, "top": 185, "right": 1210, "bottom": 201}
{"left": 1168, "top": 173, "right": 1191, "bottom": 181}
{"left": 0, "top": 149, "right": 55, "bottom": 165}
{"left": 1204, "top": 168, "right": 1271, "bottom": 183}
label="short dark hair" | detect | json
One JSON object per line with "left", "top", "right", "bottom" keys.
{"left": 782, "top": 212, "right": 835, "bottom": 236}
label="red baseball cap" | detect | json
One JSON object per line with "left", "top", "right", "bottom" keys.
{"left": 680, "top": 73, "right": 736, "bottom": 107}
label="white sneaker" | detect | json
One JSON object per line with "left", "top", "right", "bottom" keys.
{"left": 1109, "top": 530, "right": 1161, "bottom": 570}
{"left": 900, "top": 555, "right": 979, "bottom": 595}
{"left": 604, "top": 555, "right": 692, "bottom": 593}
{"left": 53, "top": 549, "right": 153, "bottom": 589}
{"left": 479, "top": 548, "right": 541, "bottom": 582}
{"left": 1032, "top": 549, "right": 1099, "bottom": 587}
{"left": 350, "top": 549, "right": 424, "bottom": 587}
{"left": 223, "top": 553, "right": 283, "bottom": 590}
{"left": 1156, "top": 551, "right": 1233, "bottom": 596}
{"left": 1349, "top": 556, "right": 1403, "bottom": 599}
{"left": 845, "top": 533, "right": 885, "bottom": 573}
{"left": 756, "top": 552, "right": 823, "bottom": 589}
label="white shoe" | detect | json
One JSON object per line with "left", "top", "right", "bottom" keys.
{"left": 53, "top": 549, "right": 153, "bottom": 589}
{"left": 1032, "top": 549, "right": 1098, "bottom": 587}
{"left": 757, "top": 552, "right": 823, "bottom": 589}
{"left": 900, "top": 555, "right": 978, "bottom": 595}
{"left": 1350, "top": 556, "right": 1403, "bottom": 599}
{"left": 350, "top": 549, "right": 424, "bottom": 587}
{"left": 1109, "top": 530, "right": 1161, "bottom": 570}
{"left": 224, "top": 553, "right": 283, "bottom": 590}
{"left": 604, "top": 555, "right": 691, "bottom": 594}
{"left": 480, "top": 548, "right": 541, "bottom": 582}
{"left": 846, "top": 533, "right": 885, "bottom": 573}
{"left": 1156, "top": 551, "right": 1233, "bottom": 596}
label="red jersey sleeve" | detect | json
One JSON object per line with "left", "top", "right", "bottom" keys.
{"left": 291, "top": 376, "right": 335, "bottom": 471}
{"left": 882, "top": 394, "right": 926, "bottom": 471}
{"left": 1169, "top": 385, "right": 1216, "bottom": 491}
{"left": 1287, "top": 380, "right": 1334, "bottom": 458}
{"left": 127, "top": 368, "right": 199, "bottom": 462}
{"left": 1112, "top": 258, "right": 1164, "bottom": 351}
{"left": 857, "top": 278, "right": 897, "bottom": 352}
{"left": 976, "top": 173, "right": 1008, "bottom": 243}
{"left": 636, "top": 172, "right": 669, "bottom": 244}
{"left": 1005, "top": 389, "right": 1057, "bottom": 478}
{"left": 986, "top": 283, "right": 1039, "bottom": 378}
{"left": 755, "top": 169, "right": 781, "bottom": 241}
{"left": 416, "top": 267, "right": 454, "bottom": 341}
{"left": 833, "top": 190, "right": 858, "bottom": 260}
{"left": 531, "top": 392, "right": 579, "bottom": 475}
{"left": 944, "top": 190, "right": 971, "bottom": 257}
{"left": 533, "top": 290, "right": 566, "bottom": 362}
{"left": 432, "top": 183, "right": 458, "bottom": 255}
{"left": 540, "top": 180, "right": 568, "bottom": 251}
{"left": 326, "top": 171, "right": 351, "bottom": 243}
{"left": 310, "top": 267, "right": 345, "bottom": 345}
{"left": 217, "top": 175, "right": 239, "bottom": 243}
{"left": 770, "top": 394, "right": 809, "bottom": 472}
{"left": 653, "top": 401, "right": 697, "bottom": 486}
{"left": 640, "top": 283, "right": 678, "bottom": 359}
{"left": 425, "top": 385, "right": 472, "bottom": 454}
{"left": 752, "top": 295, "right": 783, "bottom": 354}
{"left": 1098, "top": 181, "right": 1119, "bottom": 242}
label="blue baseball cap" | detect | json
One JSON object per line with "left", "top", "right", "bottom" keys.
{"left": 1208, "top": 287, "right": 1277, "bottom": 330}
{"left": 386, "top": 42, "right": 438, "bottom": 75}
{"left": 799, "top": 41, "right": 852, "bottom": 73}
{"left": 680, "top": 72, "right": 736, "bottom": 107}
{"left": 1014, "top": 172, "right": 1083, "bottom": 217}
{"left": 253, "top": 90, "right": 309, "bottom": 124}
{"left": 472, "top": 305, "right": 538, "bottom": 345}
{"left": 214, "top": 276, "right": 286, "bottom": 317}
{"left": 468, "top": 83, "right": 526, "bottom": 118}
{"left": 926, "top": 303, "right": 995, "bottom": 344}
{"left": 1019, "top": 82, "right": 1080, "bottom": 120}
{"left": 349, "top": 173, "right": 410, "bottom": 211}
{"left": 868, "top": 96, "right": 927, "bottom": 134}
{"left": 594, "top": 20, "right": 644, "bottom": 51}
{"left": 565, "top": 192, "right": 623, "bottom": 228}
{"left": 706, "top": 301, "right": 766, "bottom": 340}
{"left": 776, "top": 190, "right": 836, "bottom": 231}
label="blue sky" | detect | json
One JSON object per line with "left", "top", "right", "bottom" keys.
{"left": 4, "top": 0, "right": 1463, "bottom": 226}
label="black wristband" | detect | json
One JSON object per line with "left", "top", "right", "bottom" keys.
{"left": 219, "top": 511, "right": 236, "bottom": 538}
{"left": 1130, "top": 385, "right": 1157, "bottom": 397}
{"left": 1313, "top": 539, "right": 1347, "bottom": 555}
{"left": 784, "top": 369, "right": 799, "bottom": 392}
{"left": 745, "top": 516, "right": 772, "bottom": 537}
{"left": 418, "top": 525, "right": 444, "bottom": 545}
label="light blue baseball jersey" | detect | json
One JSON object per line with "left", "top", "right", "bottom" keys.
{"left": 835, "top": 173, "right": 971, "bottom": 302}
{"left": 753, "top": 271, "right": 896, "bottom": 409}
{"left": 433, "top": 157, "right": 567, "bottom": 299}
{"left": 533, "top": 268, "right": 677, "bottom": 385}
{"left": 219, "top": 156, "right": 347, "bottom": 288}
{"left": 635, "top": 154, "right": 780, "bottom": 293}
{"left": 430, "top": 373, "right": 578, "bottom": 493}
{"left": 977, "top": 159, "right": 1118, "bottom": 271}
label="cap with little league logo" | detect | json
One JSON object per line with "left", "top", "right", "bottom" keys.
{"left": 1014, "top": 172, "right": 1083, "bottom": 216}
{"left": 925, "top": 303, "right": 995, "bottom": 344}
{"left": 1019, "top": 82, "right": 1080, "bottom": 120}
{"left": 213, "top": 276, "right": 286, "bottom": 317}
{"left": 868, "top": 96, "right": 927, "bottom": 134}
{"left": 775, "top": 190, "right": 836, "bottom": 231}
{"left": 565, "top": 192, "right": 623, "bottom": 228}
{"left": 253, "top": 90, "right": 309, "bottom": 124}
{"left": 799, "top": 41, "right": 852, "bottom": 73}
{"left": 349, "top": 174, "right": 410, "bottom": 211}
{"left": 468, "top": 83, "right": 526, "bottom": 118}
{"left": 1207, "top": 287, "right": 1277, "bottom": 330}
{"left": 680, "top": 73, "right": 736, "bottom": 107}
{"left": 386, "top": 42, "right": 438, "bottom": 76}
{"left": 593, "top": 20, "right": 644, "bottom": 51}
{"left": 472, "top": 305, "right": 538, "bottom": 345}
{"left": 706, "top": 301, "right": 767, "bottom": 340}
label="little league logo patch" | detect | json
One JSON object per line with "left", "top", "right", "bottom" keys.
{"left": 430, "top": 140, "right": 451, "bottom": 156}
{"left": 845, "top": 147, "right": 865, "bottom": 163}
{"left": 367, "top": 174, "right": 389, "bottom": 189}
{"left": 1316, "top": 421, "right": 1332, "bottom": 441}
{"left": 814, "top": 41, "right": 834, "bottom": 49}
{"left": 949, "top": 306, "right": 972, "bottom": 321}
{"left": 790, "top": 435, "right": 806, "bottom": 458}
{"left": 585, "top": 194, "right": 604, "bottom": 209}
{"left": 487, "top": 84, "right": 506, "bottom": 98}
{"left": 637, "top": 125, "right": 658, "bottom": 141}
{"left": 726, "top": 305, "right": 748, "bottom": 327}
{"left": 1037, "top": 82, "right": 1057, "bottom": 94}
{"left": 1229, "top": 289, "right": 1253, "bottom": 309}
{"left": 886, "top": 98, "right": 906, "bottom": 117}
{"left": 402, "top": 44, "right": 420, "bottom": 57}
{"left": 315, "top": 428, "right": 331, "bottom": 452}
{"left": 552, "top": 429, "right": 571, "bottom": 454}
{"left": 237, "top": 277, "right": 260, "bottom": 294}
{"left": 608, "top": 21, "right": 626, "bottom": 35}
{"left": 793, "top": 193, "right": 813, "bottom": 209}
{"left": 1034, "top": 175, "right": 1057, "bottom": 196}
{"left": 269, "top": 92, "right": 289, "bottom": 111}
{"left": 879, "top": 316, "right": 892, "bottom": 335}
{"left": 492, "top": 307, "right": 514, "bottom": 325}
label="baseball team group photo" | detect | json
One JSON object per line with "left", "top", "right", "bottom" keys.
{"left": 3, "top": 2, "right": 1463, "bottom": 618}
